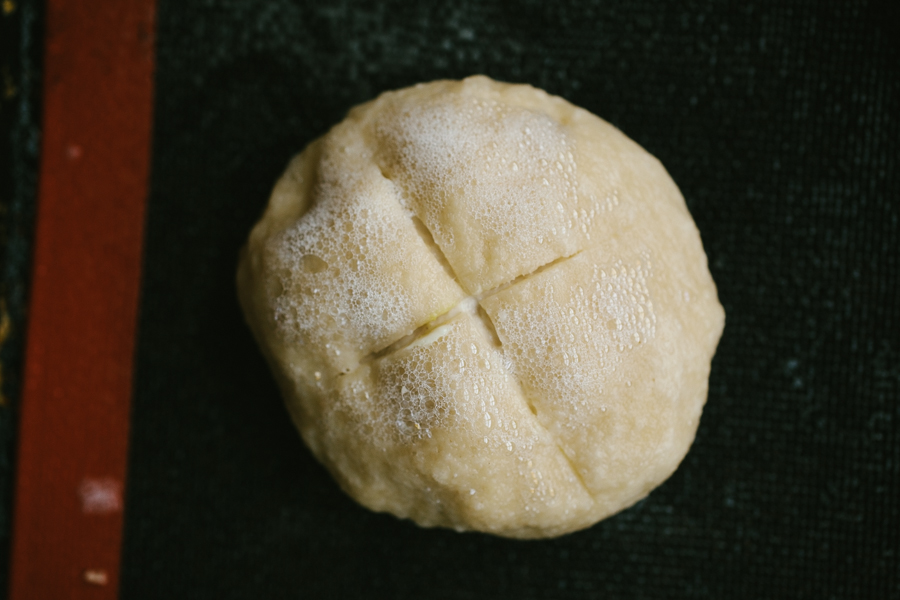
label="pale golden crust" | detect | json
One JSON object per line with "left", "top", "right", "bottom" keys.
{"left": 237, "top": 76, "right": 725, "bottom": 538}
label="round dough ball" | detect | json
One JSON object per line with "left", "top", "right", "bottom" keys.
{"left": 237, "top": 76, "right": 724, "bottom": 539}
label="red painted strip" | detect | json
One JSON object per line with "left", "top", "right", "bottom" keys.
{"left": 8, "top": 1, "right": 156, "bottom": 598}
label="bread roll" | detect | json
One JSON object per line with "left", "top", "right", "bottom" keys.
{"left": 237, "top": 76, "right": 724, "bottom": 538}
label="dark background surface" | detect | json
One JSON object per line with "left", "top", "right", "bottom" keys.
{"left": 2, "top": 0, "right": 899, "bottom": 598}
{"left": 0, "top": 0, "right": 40, "bottom": 595}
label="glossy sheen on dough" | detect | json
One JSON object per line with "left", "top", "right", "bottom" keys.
{"left": 237, "top": 76, "right": 725, "bottom": 539}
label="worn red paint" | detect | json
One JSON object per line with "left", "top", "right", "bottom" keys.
{"left": 9, "top": 0, "right": 157, "bottom": 598}
{"left": 78, "top": 478, "right": 124, "bottom": 515}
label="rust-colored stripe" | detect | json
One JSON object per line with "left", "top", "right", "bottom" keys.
{"left": 9, "top": 0, "right": 156, "bottom": 598}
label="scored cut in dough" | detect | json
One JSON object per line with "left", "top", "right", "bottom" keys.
{"left": 237, "top": 75, "right": 725, "bottom": 539}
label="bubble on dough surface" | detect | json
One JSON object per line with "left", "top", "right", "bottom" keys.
{"left": 374, "top": 93, "right": 582, "bottom": 292}
{"left": 488, "top": 254, "right": 657, "bottom": 427}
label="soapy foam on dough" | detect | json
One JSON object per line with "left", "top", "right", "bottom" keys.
{"left": 237, "top": 76, "right": 725, "bottom": 538}
{"left": 324, "top": 312, "right": 597, "bottom": 537}
{"left": 345, "top": 315, "right": 532, "bottom": 448}
{"left": 270, "top": 178, "right": 413, "bottom": 352}
{"left": 264, "top": 157, "right": 464, "bottom": 375}
{"left": 374, "top": 91, "right": 583, "bottom": 293}
{"left": 488, "top": 255, "right": 657, "bottom": 424}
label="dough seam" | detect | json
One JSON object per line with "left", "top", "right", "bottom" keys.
{"left": 350, "top": 250, "right": 584, "bottom": 373}
{"left": 361, "top": 163, "right": 598, "bottom": 497}
{"left": 348, "top": 164, "right": 582, "bottom": 367}
{"left": 556, "top": 443, "right": 593, "bottom": 500}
